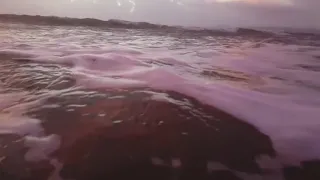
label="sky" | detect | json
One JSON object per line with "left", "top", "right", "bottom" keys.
{"left": 0, "top": 0, "right": 319, "bottom": 28}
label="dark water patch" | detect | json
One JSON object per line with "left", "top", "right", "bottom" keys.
{"left": 236, "top": 28, "right": 274, "bottom": 37}
{"left": 270, "top": 76, "right": 285, "bottom": 81}
{"left": 201, "top": 70, "right": 249, "bottom": 82}
{"left": 20, "top": 88, "right": 276, "bottom": 180}
{"left": 314, "top": 56, "right": 320, "bottom": 60}
{"left": 207, "top": 170, "right": 242, "bottom": 180}
{"left": 283, "top": 160, "right": 320, "bottom": 180}
{"left": 0, "top": 52, "right": 34, "bottom": 60}
{"left": 294, "top": 80, "right": 320, "bottom": 92}
{"left": 285, "top": 31, "right": 320, "bottom": 39}
{"left": 296, "top": 64, "right": 320, "bottom": 72}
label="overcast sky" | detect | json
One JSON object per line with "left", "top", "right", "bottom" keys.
{"left": 0, "top": 0, "right": 319, "bottom": 28}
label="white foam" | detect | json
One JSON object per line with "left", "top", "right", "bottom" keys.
{"left": 24, "top": 135, "right": 61, "bottom": 162}
{"left": 172, "top": 81, "right": 320, "bottom": 164}
{"left": 74, "top": 72, "right": 146, "bottom": 89}
{"left": 0, "top": 115, "right": 43, "bottom": 136}
{"left": 0, "top": 156, "right": 6, "bottom": 163}
{"left": 0, "top": 114, "right": 61, "bottom": 163}
{"left": 151, "top": 157, "right": 166, "bottom": 166}
{"left": 0, "top": 92, "right": 61, "bottom": 164}
{"left": 171, "top": 158, "right": 182, "bottom": 168}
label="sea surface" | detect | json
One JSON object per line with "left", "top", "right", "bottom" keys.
{"left": 0, "top": 19, "right": 320, "bottom": 180}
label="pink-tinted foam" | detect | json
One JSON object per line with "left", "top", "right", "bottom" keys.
{"left": 1, "top": 44, "right": 320, "bottom": 166}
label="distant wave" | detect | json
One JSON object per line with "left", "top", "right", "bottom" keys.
{"left": 0, "top": 14, "right": 275, "bottom": 37}
{"left": 1, "top": 14, "right": 320, "bottom": 45}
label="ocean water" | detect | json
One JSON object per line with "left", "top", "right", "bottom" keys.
{"left": 0, "top": 21, "right": 320, "bottom": 180}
